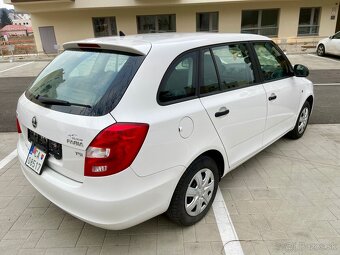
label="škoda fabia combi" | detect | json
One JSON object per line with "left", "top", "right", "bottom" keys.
{"left": 16, "top": 33, "right": 313, "bottom": 229}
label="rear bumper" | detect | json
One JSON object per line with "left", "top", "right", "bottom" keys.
{"left": 18, "top": 137, "right": 184, "bottom": 230}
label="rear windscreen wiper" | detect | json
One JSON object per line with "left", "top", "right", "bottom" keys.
{"left": 36, "top": 95, "right": 92, "bottom": 108}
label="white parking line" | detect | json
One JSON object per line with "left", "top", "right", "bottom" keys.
{"left": 0, "top": 62, "right": 34, "bottom": 74}
{"left": 212, "top": 187, "right": 245, "bottom": 255}
{"left": 307, "top": 54, "right": 340, "bottom": 63}
{"left": 314, "top": 83, "right": 340, "bottom": 86}
{"left": 0, "top": 149, "right": 18, "bottom": 170}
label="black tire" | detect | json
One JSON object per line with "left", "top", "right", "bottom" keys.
{"left": 287, "top": 101, "right": 311, "bottom": 139}
{"left": 166, "top": 156, "right": 219, "bottom": 226}
{"left": 317, "top": 44, "right": 325, "bottom": 56}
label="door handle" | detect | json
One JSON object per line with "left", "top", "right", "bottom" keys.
{"left": 215, "top": 108, "right": 230, "bottom": 118}
{"left": 268, "top": 93, "right": 277, "bottom": 101}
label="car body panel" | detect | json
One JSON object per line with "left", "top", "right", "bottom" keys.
{"left": 262, "top": 77, "right": 302, "bottom": 146}
{"left": 17, "top": 95, "right": 116, "bottom": 182}
{"left": 16, "top": 33, "right": 314, "bottom": 229}
{"left": 199, "top": 85, "right": 267, "bottom": 168}
{"left": 317, "top": 32, "right": 340, "bottom": 55}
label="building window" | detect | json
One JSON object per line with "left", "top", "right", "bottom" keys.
{"left": 298, "top": 8, "right": 321, "bottom": 36}
{"left": 241, "top": 9, "right": 279, "bottom": 37}
{"left": 196, "top": 12, "right": 219, "bottom": 32}
{"left": 92, "top": 17, "right": 117, "bottom": 37}
{"left": 137, "top": 14, "right": 176, "bottom": 34}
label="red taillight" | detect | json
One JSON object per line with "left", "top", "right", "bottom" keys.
{"left": 84, "top": 123, "right": 149, "bottom": 177}
{"left": 16, "top": 117, "right": 22, "bottom": 133}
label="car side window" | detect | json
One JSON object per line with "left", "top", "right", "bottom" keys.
{"left": 158, "top": 51, "right": 197, "bottom": 103}
{"left": 253, "top": 42, "right": 292, "bottom": 82}
{"left": 200, "top": 49, "right": 220, "bottom": 94}
{"left": 211, "top": 44, "right": 256, "bottom": 91}
{"left": 334, "top": 32, "right": 340, "bottom": 39}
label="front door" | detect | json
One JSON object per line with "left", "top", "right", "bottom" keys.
{"left": 199, "top": 43, "right": 267, "bottom": 168}
{"left": 328, "top": 32, "right": 340, "bottom": 55}
{"left": 39, "top": 26, "right": 58, "bottom": 54}
{"left": 252, "top": 42, "right": 301, "bottom": 146}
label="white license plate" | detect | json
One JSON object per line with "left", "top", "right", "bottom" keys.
{"left": 25, "top": 144, "right": 47, "bottom": 175}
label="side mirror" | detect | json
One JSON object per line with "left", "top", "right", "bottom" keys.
{"left": 329, "top": 35, "right": 334, "bottom": 39}
{"left": 294, "top": 64, "right": 309, "bottom": 77}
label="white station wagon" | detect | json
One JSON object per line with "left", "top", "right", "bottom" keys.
{"left": 16, "top": 33, "right": 314, "bottom": 229}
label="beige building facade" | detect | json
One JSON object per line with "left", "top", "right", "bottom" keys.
{"left": 5, "top": 0, "right": 340, "bottom": 53}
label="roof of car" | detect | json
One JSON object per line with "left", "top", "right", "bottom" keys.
{"left": 63, "top": 33, "right": 270, "bottom": 55}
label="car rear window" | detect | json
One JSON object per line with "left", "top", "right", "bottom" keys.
{"left": 26, "top": 49, "right": 145, "bottom": 116}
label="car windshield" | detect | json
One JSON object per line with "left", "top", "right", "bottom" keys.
{"left": 26, "top": 49, "right": 144, "bottom": 116}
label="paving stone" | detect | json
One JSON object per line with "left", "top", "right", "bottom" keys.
{"left": 128, "top": 234, "right": 157, "bottom": 255}
{"left": 232, "top": 221, "right": 262, "bottom": 240}
{"left": 195, "top": 222, "right": 221, "bottom": 242}
{"left": 228, "top": 188, "right": 253, "bottom": 201}
{"left": 3, "top": 230, "right": 31, "bottom": 240}
{"left": 101, "top": 245, "right": 128, "bottom": 255}
{"left": 308, "top": 221, "right": 340, "bottom": 239}
{"left": 22, "top": 230, "right": 44, "bottom": 249}
{"left": 103, "top": 234, "right": 130, "bottom": 246}
{"left": 260, "top": 230, "right": 288, "bottom": 240}
{"left": 28, "top": 194, "right": 51, "bottom": 208}
{"left": 211, "top": 241, "right": 226, "bottom": 255}
{"left": 36, "top": 229, "right": 82, "bottom": 248}
{"left": 157, "top": 231, "right": 184, "bottom": 255}
{"left": 77, "top": 224, "right": 106, "bottom": 246}
{"left": 18, "top": 249, "right": 46, "bottom": 255}
{"left": 184, "top": 242, "right": 213, "bottom": 255}
{"left": 0, "top": 239, "right": 25, "bottom": 255}
{"left": 182, "top": 225, "right": 196, "bottom": 243}
{"left": 250, "top": 188, "right": 282, "bottom": 200}
{"left": 45, "top": 247, "right": 88, "bottom": 255}
{"left": 86, "top": 246, "right": 102, "bottom": 255}
{"left": 59, "top": 214, "right": 84, "bottom": 230}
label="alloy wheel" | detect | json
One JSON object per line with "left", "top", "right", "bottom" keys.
{"left": 298, "top": 107, "right": 309, "bottom": 134}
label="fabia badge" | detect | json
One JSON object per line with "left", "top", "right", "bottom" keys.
{"left": 67, "top": 134, "right": 84, "bottom": 147}
{"left": 32, "top": 116, "right": 37, "bottom": 128}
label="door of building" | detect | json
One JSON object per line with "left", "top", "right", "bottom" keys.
{"left": 39, "top": 26, "right": 58, "bottom": 54}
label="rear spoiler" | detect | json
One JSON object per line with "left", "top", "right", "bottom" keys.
{"left": 63, "top": 40, "right": 151, "bottom": 56}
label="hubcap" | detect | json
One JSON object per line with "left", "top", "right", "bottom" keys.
{"left": 298, "top": 107, "right": 309, "bottom": 134}
{"left": 185, "top": 168, "right": 215, "bottom": 216}
{"left": 318, "top": 46, "right": 324, "bottom": 55}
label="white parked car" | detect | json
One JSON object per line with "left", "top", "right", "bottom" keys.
{"left": 317, "top": 31, "right": 340, "bottom": 56}
{"left": 16, "top": 33, "right": 314, "bottom": 230}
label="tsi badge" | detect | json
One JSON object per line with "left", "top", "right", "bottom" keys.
{"left": 67, "top": 134, "right": 84, "bottom": 148}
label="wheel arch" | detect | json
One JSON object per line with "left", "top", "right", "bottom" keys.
{"left": 199, "top": 150, "right": 225, "bottom": 180}
{"left": 306, "top": 95, "right": 314, "bottom": 110}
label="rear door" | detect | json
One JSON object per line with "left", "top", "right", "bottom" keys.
{"left": 252, "top": 42, "right": 301, "bottom": 146}
{"left": 199, "top": 43, "right": 267, "bottom": 168}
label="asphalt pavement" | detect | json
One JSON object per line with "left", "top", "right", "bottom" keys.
{"left": 0, "top": 77, "right": 35, "bottom": 132}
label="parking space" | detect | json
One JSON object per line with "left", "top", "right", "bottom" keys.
{"left": 0, "top": 62, "right": 49, "bottom": 78}
{"left": 288, "top": 54, "right": 340, "bottom": 70}
{"left": 221, "top": 124, "right": 340, "bottom": 254}
{"left": 1, "top": 125, "right": 340, "bottom": 254}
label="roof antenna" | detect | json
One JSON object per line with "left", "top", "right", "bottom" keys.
{"left": 119, "top": 31, "right": 125, "bottom": 36}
